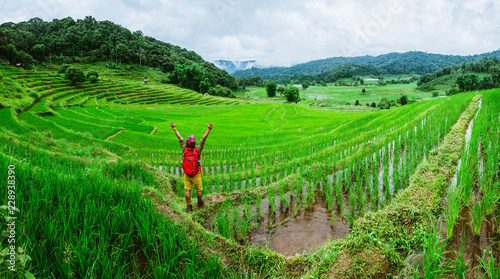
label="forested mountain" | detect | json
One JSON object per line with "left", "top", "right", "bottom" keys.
{"left": 0, "top": 16, "right": 238, "bottom": 94}
{"left": 234, "top": 50, "right": 500, "bottom": 83}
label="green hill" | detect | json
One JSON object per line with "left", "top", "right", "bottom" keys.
{"left": 234, "top": 50, "right": 500, "bottom": 84}
{"left": 0, "top": 16, "right": 238, "bottom": 96}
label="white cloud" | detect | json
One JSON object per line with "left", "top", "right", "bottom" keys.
{"left": 3, "top": 0, "right": 500, "bottom": 66}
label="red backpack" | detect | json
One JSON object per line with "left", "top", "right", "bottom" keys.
{"left": 182, "top": 147, "right": 200, "bottom": 176}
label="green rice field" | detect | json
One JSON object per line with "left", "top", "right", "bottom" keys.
{"left": 0, "top": 64, "right": 498, "bottom": 278}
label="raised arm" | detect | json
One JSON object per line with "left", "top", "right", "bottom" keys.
{"left": 170, "top": 122, "right": 183, "bottom": 140}
{"left": 201, "top": 123, "right": 213, "bottom": 142}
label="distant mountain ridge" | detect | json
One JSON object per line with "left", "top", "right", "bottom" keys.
{"left": 213, "top": 59, "right": 256, "bottom": 74}
{"left": 233, "top": 50, "right": 500, "bottom": 79}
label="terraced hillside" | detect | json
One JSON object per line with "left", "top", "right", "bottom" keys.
{"left": 0, "top": 64, "right": 498, "bottom": 278}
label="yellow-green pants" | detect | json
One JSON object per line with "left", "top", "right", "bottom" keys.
{"left": 184, "top": 171, "right": 202, "bottom": 192}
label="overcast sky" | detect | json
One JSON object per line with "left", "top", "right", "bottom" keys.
{"left": 1, "top": 0, "right": 499, "bottom": 67}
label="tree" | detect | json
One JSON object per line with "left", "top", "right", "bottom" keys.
{"left": 284, "top": 85, "right": 300, "bottom": 103}
{"left": 0, "top": 28, "right": 8, "bottom": 48}
{"left": 58, "top": 64, "right": 70, "bottom": 74}
{"left": 456, "top": 74, "right": 479, "bottom": 92}
{"left": 265, "top": 81, "right": 277, "bottom": 97}
{"left": 354, "top": 100, "right": 360, "bottom": 106}
{"left": 371, "top": 102, "right": 376, "bottom": 108}
{"left": 446, "top": 87, "right": 459, "bottom": 96}
{"left": 491, "top": 66, "right": 500, "bottom": 87}
{"left": 360, "top": 88, "right": 366, "bottom": 95}
{"left": 277, "top": 86, "right": 285, "bottom": 96}
{"left": 65, "top": 67, "right": 86, "bottom": 84}
{"left": 86, "top": 70, "right": 98, "bottom": 79}
{"left": 115, "top": 43, "right": 129, "bottom": 63}
{"left": 398, "top": 95, "right": 408, "bottom": 105}
{"left": 301, "top": 81, "right": 309, "bottom": 90}
{"left": 31, "top": 44, "right": 46, "bottom": 61}
{"left": 208, "top": 85, "right": 234, "bottom": 98}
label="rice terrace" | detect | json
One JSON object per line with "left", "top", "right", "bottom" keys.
{"left": 1, "top": 16, "right": 500, "bottom": 279}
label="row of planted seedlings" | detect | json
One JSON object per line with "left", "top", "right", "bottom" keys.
{"left": 318, "top": 96, "right": 473, "bottom": 228}
{"left": 164, "top": 100, "right": 459, "bottom": 199}
{"left": 204, "top": 173, "right": 336, "bottom": 246}
{"left": 152, "top": 94, "right": 470, "bottom": 194}
{"left": 144, "top": 99, "right": 431, "bottom": 166}
{"left": 147, "top": 106, "right": 423, "bottom": 177}
{"left": 168, "top": 109, "right": 435, "bottom": 200}
{"left": 443, "top": 92, "right": 500, "bottom": 278}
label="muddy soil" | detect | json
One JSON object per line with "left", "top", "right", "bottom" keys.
{"left": 248, "top": 192, "right": 350, "bottom": 256}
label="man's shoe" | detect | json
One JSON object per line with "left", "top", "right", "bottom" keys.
{"left": 186, "top": 204, "right": 193, "bottom": 212}
{"left": 197, "top": 201, "right": 204, "bottom": 209}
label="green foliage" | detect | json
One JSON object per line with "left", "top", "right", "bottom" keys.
{"left": 58, "top": 64, "right": 70, "bottom": 74}
{"left": 432, "top": 91, "right": 439, "bottom": 98}
{"left": 301, "top": 80, "right": 309, "bottom": 90}
{"left": 398, "top": 95, "right": 408, "bottom": 105}
{"left": 456, "top": 73, "right": 479, "bottom": 92}
{"left": 65, "top": 67, "right": 86, "bottom": 84}
{"left": 446, "top": 87, "right": 459, "bottom": 96}
{"left": 265, "top": 81, "right": 277, "bottom": 97}
{"left": 0, "top": 16, "right": 237, "bottom": 91}
{"left": 277, "top": 85, "right": 285, "bottom": 96}
{"left": 28, "top": 90, "right": 39, "bottom": 99}
{"left": 88, "top": 75, "right": 98, "bottom": 83}
{"left": 283, "top": 85, "right": 301, "bottom": 103}
{"left": 208, "top": 85, "right": 234, "bottom": 98}
{"left": 86, "top": 70, "right": 98, "bottom": 79}
{"left": 171, "top": 63, "right": 204, "bottom": 92}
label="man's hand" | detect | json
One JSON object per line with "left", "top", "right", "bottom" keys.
{"left": 170, "top": 122, "right": 176, "bottom": 129}
{"left": 207, "top": 123, "right": 213, "bottom": 130}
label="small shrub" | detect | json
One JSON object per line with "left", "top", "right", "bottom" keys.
{"left": 432, "top": 91, "right": 440, "bottom": 98}
{"left": 14, "top": 92, "right": 23, "bottom": 99}
{"left": 89, "top": 75, "right": 98, "bottom": 84}
{"left": 65, "top": 67, "right": 86, "bottom": 85}
{"left": 58, "top": 64, "right": 70, "bottom": 74}
{"left": 86, "top": 70, "right": 98, "bottom": 79}
{"left": 446, "top": 87, "right": 459, "bottom": 96}
{"left": 29, "top": 90, "right": 40, "bottom": 99}
{"left": 60, "top": 100, "right": 68, "bottom": 109}
{"left": 44, "top": 99, "right": 55, "bottom": 110}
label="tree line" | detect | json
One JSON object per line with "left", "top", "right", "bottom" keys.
{"left": 0, "top": 16, "right": 239, "bottom": 97}
{"left": 417, "top": 57, "right": 500, "bottom": 94}
{"left": 233, "top": 50, "right": 500, "bottom": 82}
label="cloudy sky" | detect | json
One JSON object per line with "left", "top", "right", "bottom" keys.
{"left": 1, "top": 0, "right": 499, "bottom": 67}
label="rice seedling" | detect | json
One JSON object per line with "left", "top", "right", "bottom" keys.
{"left": 311, "top": 180, "right": 317, "bottom": 205}
{"left": 231, "top": 208, "right": 239, "bottom": 240}
{"left": 419, "top": 217, "right": 450, "bottom": 278}
{"left": 478, "top": 248, "right": 500, "bottom": 279}
{"left": 445, "top": 188, "right": 462, "bottom": 239}
{"left": 240, "top": 202, "right": 255, "bottom": 243}
{"left": 330, "top": 211, "right": 336, "bottom": 228}
{"left": 326, "top": 183, "right": 334, "bottom": 212}
{"left": 256, "top": 194, "right": 263, "bottom": 221}
{"left": 469, "top": 200, "right": 485, "bottom": 237}
{"left": 452, "top": 236, "right": 468, "bottom": 279}
{"left": 268, "top": 188, "right": 276, "bottom": 214}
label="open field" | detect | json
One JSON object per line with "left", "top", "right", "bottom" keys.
{"left": 244, "top": 82, "right": 434, "bottom": 110}
{"left": 0, "top": 64, "right": 499, "bottom": 278}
